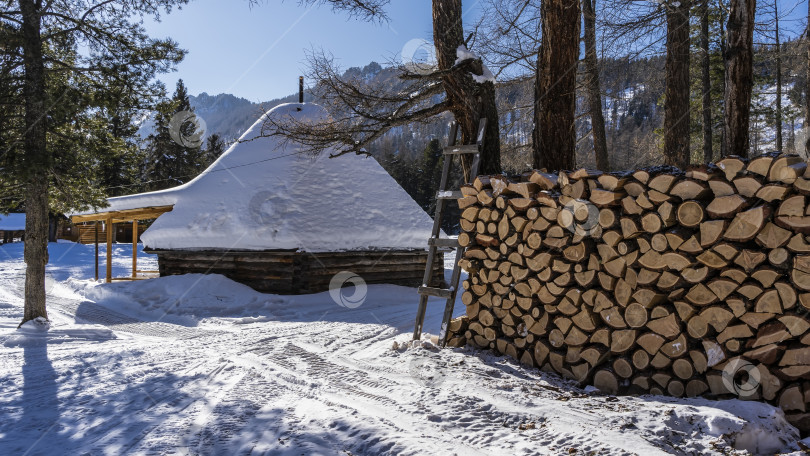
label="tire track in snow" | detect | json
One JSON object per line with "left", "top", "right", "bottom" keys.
{"left": 49, "top": 299, "right": 223, "bottom": 339}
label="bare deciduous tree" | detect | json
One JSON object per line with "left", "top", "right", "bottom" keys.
{"left": 263, "top": 0, "right": 501, "bottom": 180}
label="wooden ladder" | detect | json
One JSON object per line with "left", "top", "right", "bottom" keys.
{"left": 413, "top": 118, "right": 487, "bottom": 346}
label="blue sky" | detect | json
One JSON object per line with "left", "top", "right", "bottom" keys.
{"left": 142, "top": 0, "right": 481, "bottom": 102}
{"left": 143, "top": 0, "right": 807, "bottom": 102}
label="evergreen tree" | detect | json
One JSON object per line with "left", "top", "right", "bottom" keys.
{"left": 376, "top": 139, "right": 462, "bottom": 233}
{"left": 202, "top": 133, "right": 227, "bottom": 167}
{"left": 5, "top": 0, "right": 186, "bottom": 326}
{"left": 142, "top": 80, "right": 206, "bottom": 191}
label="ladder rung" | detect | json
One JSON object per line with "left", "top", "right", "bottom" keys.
{"left": 428, "top": 238, "right": 459, "bottom": 248}
{"left": 443, "top": 145, "right": 479, "bottom": 155}
{"left": 418, "top": 286, "right": 453, "bottom": 299}
{"left": 437, "top": 190, "right": 463, "bottom": 200}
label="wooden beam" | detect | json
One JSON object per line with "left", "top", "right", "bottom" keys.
{"left": 70, "top": 205, "right": 173, "bottom": 224}
{"left": 132, "top": 219, "right": 138, "bottom": 278}
{"left": 106, "top": 215, "right": 112, "bottom": 283}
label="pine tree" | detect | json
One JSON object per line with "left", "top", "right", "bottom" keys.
{"left": 202, "top": 134, "right": 227, "bottom": 168}
{"left": 6, "top": 0, "right": 186, "bottom": 326}
{"left": 142, "top": 80, "right": 206, "bottom": 191}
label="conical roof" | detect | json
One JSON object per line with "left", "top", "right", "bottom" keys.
{"left": 81, "top": 103, "right": 436, "bottom": 252}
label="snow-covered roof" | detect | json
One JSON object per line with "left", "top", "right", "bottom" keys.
{"left": 0, "top": 213, "right": 25, "bottom": 231}
{"left": 74, "top": 103, "right": 437, "bottom": 252}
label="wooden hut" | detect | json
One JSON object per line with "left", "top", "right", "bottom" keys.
{"left": 0, "top": 213, "right": 25, "bottom": 243}
{"left": 71, "top": 103, "right": 444, "bottom": 292}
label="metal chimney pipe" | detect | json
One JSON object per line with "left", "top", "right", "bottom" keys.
{"left": 299, "top": 76, "right": 304, "bottom": 104}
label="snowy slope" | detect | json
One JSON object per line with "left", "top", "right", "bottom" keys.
{"left": 75, "top": 103, "right": 437, "bottom": 252}
{"left": 0, "top": 241, "right": 804, "bottom": 455}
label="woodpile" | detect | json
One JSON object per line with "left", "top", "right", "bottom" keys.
{"left": 447, "top": 153, "right": 810, "bottom": 433}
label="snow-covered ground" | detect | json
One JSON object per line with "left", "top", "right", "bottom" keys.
{"left": 0, "top": 241, "right": 806, "bottom": 455}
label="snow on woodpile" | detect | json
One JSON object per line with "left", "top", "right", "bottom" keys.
{"left": 75, "top": 103, "right": 436, "bottom": 252}
{"left": 0, "top": 213, "right": 25, "bottom": 231}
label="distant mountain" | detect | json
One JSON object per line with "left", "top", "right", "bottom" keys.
{"left": 138, "top": 45, "right": 808, "bottom": 171}
{"left": 189, "top": 93, "right": 263, "bottom": 141}
{"left": 137, "top": 91, "right": 303, "bottom": 143}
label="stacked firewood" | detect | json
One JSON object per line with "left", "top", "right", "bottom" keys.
{"left": 447, "top": 153, "right": 810, "bottom": 432}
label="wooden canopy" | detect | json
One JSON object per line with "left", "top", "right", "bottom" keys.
{"left": 71, "top": 205, "right": 173, "bottom": 283}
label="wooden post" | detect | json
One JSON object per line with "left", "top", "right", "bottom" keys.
{"left": 94, "top": 221, "right": 99, "bottom": 281}
{"left": 132, "top": 219, "right": 138, "bottom": 278}
{"left": 106, "top": 216, "right": 112, "bottom": 283}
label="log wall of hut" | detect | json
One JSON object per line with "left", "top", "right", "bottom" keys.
{"left": 447, "top": 153, "right": 810, "bottom": 435}
{"left": 58, "top": 223, "right": 79, "bottom": 242}
{"left": 0, "top": 230, "right": 24, "bottom": 243}
{"left": 151, "top": 249, "right": 445, "bottom": 294}
{"left": 76, "top": 222, "right": 147, "bottom": 244}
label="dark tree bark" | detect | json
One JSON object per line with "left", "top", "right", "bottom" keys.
{"left": 806, "top": 0, "right": 810, "bottom": 156}
{"left": 48, "top": 214, "right": 58, "bottom": 243}
{"left": 533, "top": 0, "right": 581, "bottom": 171}
{"left": 19, "top": 0, "right": 49, "bottom": 325}
{"left": 664, "top": 0, "right": 691, "bottom": 169}
{"left": 774, "top": 0, "right": 782, "bottom": 153}
{"left": 720, "top": 2, "right": 728, "bottom": 157}
{"left": 724, "top": 0, "right": 755, "bottom": 158}
{"left": 582, "top": 0, "right": 609, "bottom": 171}
{"left": 700, "top": 0, "right": 713, "bottom": 163}
{"left": 433, "top": 0, "right": 501, "bottom": 179}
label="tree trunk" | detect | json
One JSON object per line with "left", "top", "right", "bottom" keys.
{"left": 724, "top": 0, "right": 756, "bottom": 158}
{"left": 774, "top": 0, "right": 782, "bottom": 153}
{"left": 582, "top": 0, "right": 609, "bottom": 171}
{"left": 664, "top": 0, "right": 691, "bottom": 168}
{"left": 806, "top": 0, "right": 810, "bottom": 156}
{"left": 533, "top": 0, "right": 581, "bottom": 172}
{"left": 432, "top": 0, "right": 501, "bottom": 180}
{"left": 804, "top": 2, "right": 810, "bottom": 157}
{"left": 19, "top": 0, "right": 49, "bottom": 325}
{"left": 48, "top": 214, "right": 58, "bottom": 243}
{"left": 701, "top": 0, "right": 713, "bottom": 163}
{"left": 720, "top": 1, "right": 728, "bottom": 157}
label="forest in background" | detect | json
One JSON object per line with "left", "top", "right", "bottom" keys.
{"left": 162, "top": 35, "right": 809, "bottom": 233}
